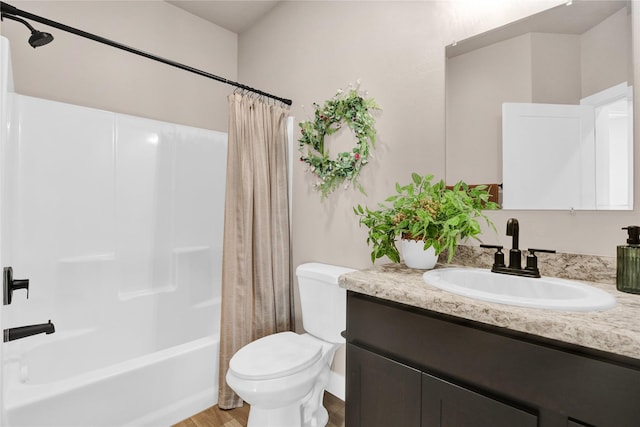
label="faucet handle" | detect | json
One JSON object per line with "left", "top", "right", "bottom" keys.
{"left": 480, "top": 244, "right": 506, "bottom": 269}
{"left": 528, "top": 248, "right": 556, "bottom": 255}
{"left": 525, "top": 248, "right": 556, "bottom": 274}
{"left": 480, "top": 244, "right": 503, "bottom": 250}
{"left": 3, "top": 267, "right": 30, "bottom": 305}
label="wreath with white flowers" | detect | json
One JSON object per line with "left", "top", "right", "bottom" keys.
{"left": 298, "top": 84, "right": 380, "bottom": 199}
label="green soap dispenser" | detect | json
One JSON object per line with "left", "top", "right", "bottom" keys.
{"left": 617, "top": 226, "right": 640, "bottom": 294}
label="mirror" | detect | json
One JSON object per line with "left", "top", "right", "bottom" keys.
{"left": 445, "top": 0, "right": 633, "bottom": 210}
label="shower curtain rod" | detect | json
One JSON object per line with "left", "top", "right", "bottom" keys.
{"left": 0, "top": 1, "right": 293, "bottom": 106}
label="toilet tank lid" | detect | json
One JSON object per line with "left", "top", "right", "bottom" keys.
{"left": 296, "top": 263, "right": 356, "bottom": 285}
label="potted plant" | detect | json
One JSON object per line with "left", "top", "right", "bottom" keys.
{"left": 354, "top": 173, "right": 498, "bottom": 268}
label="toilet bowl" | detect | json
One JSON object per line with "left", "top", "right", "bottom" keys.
{"left": 225, "top": 263, "right": 354, "bottom": 427}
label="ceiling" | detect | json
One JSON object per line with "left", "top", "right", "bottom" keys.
{"left": 447, "top": 0, "right": 628, "bottom": 57}
{"left": 166, "top": 1, "right": 281, "bottom": 34}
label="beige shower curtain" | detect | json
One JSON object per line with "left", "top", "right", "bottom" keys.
{"left": 218, "top": 93, "right": 292, "bottom": 409}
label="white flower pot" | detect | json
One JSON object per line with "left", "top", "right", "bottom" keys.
{"left": 401, "top": 239, "right": 438, "bottom": 270}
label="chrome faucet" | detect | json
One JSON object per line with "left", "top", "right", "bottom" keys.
{"left": 481, "top": 218, "right": 555, "bottom": 278}
{"left": 4, "top": 320, "right": 55, "bottom": 342}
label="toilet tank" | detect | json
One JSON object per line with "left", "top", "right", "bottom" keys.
{"left": 296, "top": 263, "right": 355, "bottom": 344}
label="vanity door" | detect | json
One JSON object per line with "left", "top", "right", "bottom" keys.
{"left": 421, "top": 373, "right": 538, "bottom": 427}
{"left": 346, "top": 343, "right": 422, "bottom": 427}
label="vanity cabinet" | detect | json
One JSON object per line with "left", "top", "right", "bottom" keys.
{"left": 345, "top": 291, "right": 640, "bottom": 427}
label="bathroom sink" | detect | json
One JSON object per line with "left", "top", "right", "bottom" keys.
{"left": 422, "top": 268, "right": 616, "bottom": 311}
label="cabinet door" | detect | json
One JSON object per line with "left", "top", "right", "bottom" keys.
{"left": 422, "top": 373, "right": 538, "bottom": 427}
{"left": 346, "top": 344, "right": 422, "bottom": 427}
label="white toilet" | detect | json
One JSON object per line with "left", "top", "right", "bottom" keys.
{"left": 225, "top": 262, "right": 354, "bottom": 427}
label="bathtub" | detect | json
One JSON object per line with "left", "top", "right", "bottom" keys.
{"left": 4, "top": 301, "right": 220, "bottom": 427}
{"left": 0, "top": 75, "right": 227, "bottom": 427}
{"left": 1, "top": 93, "right": 228, "bottom": 426}
{"left": 2, "top": 246, "right": 223, "bottom": 427}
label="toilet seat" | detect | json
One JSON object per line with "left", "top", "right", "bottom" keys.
{"left": 229, "top": 332, "right": 322, "bottom": 381}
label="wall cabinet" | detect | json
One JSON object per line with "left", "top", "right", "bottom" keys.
{"left": 345, "top": 292, "right": 640, "bottom": 427}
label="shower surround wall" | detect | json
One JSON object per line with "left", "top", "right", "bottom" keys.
{"left": 1, "top": 92, "right": 227, "bottom": 426}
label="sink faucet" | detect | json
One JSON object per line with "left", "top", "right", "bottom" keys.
{"left": 481, "top": 218, "right": 555, "bottom": 278}
{"left": 506, "top": 218, "right": 521, "bottom": 270}
{"left": 4, "top": 320, "right": 55, "bottom": 342}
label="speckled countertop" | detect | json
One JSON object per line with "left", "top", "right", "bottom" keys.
{"left": 339, "top": 260, "right": 640, "bottom": 361}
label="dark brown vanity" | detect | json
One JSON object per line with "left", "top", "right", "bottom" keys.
{"left": 341, "top": 265, "right": 640, "bottom": 427}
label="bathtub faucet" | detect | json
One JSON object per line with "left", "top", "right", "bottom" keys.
{"left": 3, "top": 320, "right": 55, "bottom": 342}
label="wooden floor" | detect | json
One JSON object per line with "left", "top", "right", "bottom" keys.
{"left": 173, "top": 391, "right": 345, "bottom": 427}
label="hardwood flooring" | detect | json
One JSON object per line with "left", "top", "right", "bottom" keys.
{"left": 173, "top": 391, "right": 345, "bottom": 427}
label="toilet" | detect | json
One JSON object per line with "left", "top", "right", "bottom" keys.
{"left": 225, "top": 262, "right": 354, "bottom": 427}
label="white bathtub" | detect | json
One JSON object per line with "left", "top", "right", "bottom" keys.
{"left": 4, "top": 313, "right": 219, "bottom": 427}
{"left": 1, "top": 94, "right": 227, "bottom": 426}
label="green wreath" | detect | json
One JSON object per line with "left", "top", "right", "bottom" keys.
{"left": 298, "top": 85, "right": 380, "bottom": 199}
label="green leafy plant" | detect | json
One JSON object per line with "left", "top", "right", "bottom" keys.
{"left": 354, "top": 173, "right": 498, "bottom": 264}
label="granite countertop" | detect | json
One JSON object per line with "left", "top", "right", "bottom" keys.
{"left": 339, "top": 263, "right": 640, "bottom": 361}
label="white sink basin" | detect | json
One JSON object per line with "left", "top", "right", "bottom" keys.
{"left": 423, "top": 268, "right": 616, "bottom": 311}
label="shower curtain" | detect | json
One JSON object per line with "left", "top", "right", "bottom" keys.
{"left": 218, "top": 93, "right": 292, "bottom": 409}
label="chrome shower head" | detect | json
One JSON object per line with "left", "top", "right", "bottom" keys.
{"left": 1, "top": 12, "right": 53, "bottom": 48}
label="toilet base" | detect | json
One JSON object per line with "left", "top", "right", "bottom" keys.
{"left": 310, "top": 406, "right": 329, "bottom": 427}
{"left": 246, "top": 370, "right": 331, "bottom": 427}
{"left": 247, "top": 402, "right": 302, "bottom": 427}
{"left": 247, "top": 400, "right": 329, "bottom": 427}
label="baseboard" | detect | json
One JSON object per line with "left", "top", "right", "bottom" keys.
{"left": 325, "top": 370, "right": 345, "bottom": 401}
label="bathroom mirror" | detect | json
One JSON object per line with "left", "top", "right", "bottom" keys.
{"left": 445, "top": 0, "right": 633, "bottom": 210}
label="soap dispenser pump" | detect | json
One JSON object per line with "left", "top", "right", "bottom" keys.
{"left": 616, "top": 226, "right": 640, "bottom": 294}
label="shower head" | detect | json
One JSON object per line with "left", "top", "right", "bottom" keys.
{"left": 1, "top": 12, "right": 53, "bottom": 48}
{"left": 27, "top": 29, "right": 54, "bottom": 48}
